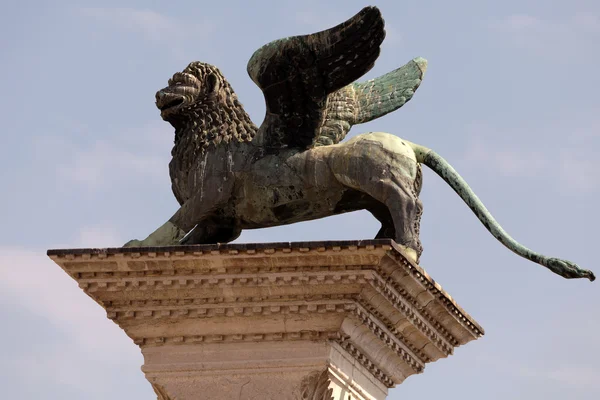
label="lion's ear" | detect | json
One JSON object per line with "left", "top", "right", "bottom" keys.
{"left": 206, "top": 73, "right": 220, "bottom": 95}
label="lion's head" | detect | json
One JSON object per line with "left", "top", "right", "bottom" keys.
{"left": 155, "top": 62, "right": 257, "bottom": 148}
{"left": 155, "top": 62, "right": 224, "bottom": 124}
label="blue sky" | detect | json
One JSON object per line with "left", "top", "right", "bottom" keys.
{"left": 1, "top": 0, "right": 599, "bottom": 398}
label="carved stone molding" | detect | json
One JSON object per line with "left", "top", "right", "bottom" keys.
{"left": 152, "top": 384, "right": 173, "bottom": 400}
{"left": 298, "top": 370, "right": 334, "bottom": 400}
{"left": 48, "top": 239, "right": 483, "bottom": 400}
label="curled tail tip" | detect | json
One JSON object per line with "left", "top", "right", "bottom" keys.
{"left": 546, "top": 257, "right": 596, "bottom": 282}
{"left": 577, "top": 268, "right": 596, "bottom": 282}
{"left": 579, "top": 269, "right": 595, "bottom": 282}
{"left": 587, "top": 270, "right": 596, "bottom": 282}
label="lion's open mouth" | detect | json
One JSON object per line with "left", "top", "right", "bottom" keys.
{"left": 156, "top": 89, "right": 188, "bottom": 115}
{"left": 159, "top": 97, "right": 184, "bottom": 111}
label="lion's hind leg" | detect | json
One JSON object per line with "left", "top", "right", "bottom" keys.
{"left": 368, "top": 174, "right": 423, "bottom": 263}
{"left": 329, "top": 134, "right": 423, "bottom": 262}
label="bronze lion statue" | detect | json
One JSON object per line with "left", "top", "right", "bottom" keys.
{"left": 125, "top": 7, "right": 594, "bottom": 281}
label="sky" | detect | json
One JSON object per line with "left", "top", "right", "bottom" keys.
{"left": 1, "top": 0, "right": 599, "bottom": 398}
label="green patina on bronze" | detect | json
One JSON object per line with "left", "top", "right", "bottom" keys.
{"left": 124, "top": 6, "right": 595, "bottom": 282}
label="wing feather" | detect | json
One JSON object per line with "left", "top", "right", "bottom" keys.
{"left": 247, "top": 6, "right": 385, "bottom": 150}
{"left": 315, "top": 57, "right": 428, "bottom": 146}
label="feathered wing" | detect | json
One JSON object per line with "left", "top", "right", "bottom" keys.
{"left": 247, "top": 6, "right": 385, "bottom": 150}
{"left": 315, "top": 57, "right": 428, "bottom": 146}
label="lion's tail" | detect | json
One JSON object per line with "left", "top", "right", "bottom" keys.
{"left": 410, "top": 142, "right": 595, "bottom": 281}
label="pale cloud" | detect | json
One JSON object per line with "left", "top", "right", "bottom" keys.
{"left": 490, "top": 12, "right": 600, "bottom": 57}
{"left": 572, "top": 12, "right": 600, "bottom": 33}
{"left": 472, "top": 351, "right": 600, "bottom": 393}
{"left": 79, "top": 7, "right": 215, "bottom": 44}
{"left": 464, "top": 136, "right": 548, "bottom": 178}
{"left": 0, "top": 247, "right": 126, "bottom": 343}
{"left": 557, "top": 151, "right": 599, "bottom": 192}
{"left": 462, "top": 123, "right": 599, "bottom": 193}
{"left": 0, "top": 247, "right": 147, "bottom": 397}
{"left": 57, "top": 140, "right": 165, "bottom": 185}
{"left": 518, "top": 365, "right": 600, "bottom": 390}
{"left": 382, "top": 23, "right": 403, "bottom": 47}
{"left": 76, "top": 224, "right": 123, "bottom": 248}
{"left": 294, "top": 10, "right": 345, "bottom": 31}
{"left": 36, "top": 121, "right": 173, "bottom": 190}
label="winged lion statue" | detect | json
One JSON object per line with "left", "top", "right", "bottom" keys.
{"left": 124, "top": 6, "right": 595, "bottom": 282}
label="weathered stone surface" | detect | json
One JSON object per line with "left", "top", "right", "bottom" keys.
{"left": 48, "top": 240, "right": 483, "bottom": 399}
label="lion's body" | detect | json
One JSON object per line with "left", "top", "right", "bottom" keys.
{"left": 166, "top": 132, "right": 424, "bottom": 260}
{"left": 235, "top": 132, "right": 421, "bottom": 227}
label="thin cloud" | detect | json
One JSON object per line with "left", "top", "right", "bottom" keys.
{"left": 518, "top": 365, "right": 600, "bottom": 390}
{"left": 0, "top": 247, "right": 148, "bottom": 398}
{"left": 382, "top": 23, "right": 403, "bottom": 47}
{"left": 462, "top": 123, "right": 599, "bottom": 193}
{"left": 472, "top": 350, "right": 600, "bottom": 394}
{"left": 490, "top": 12, "right": 600, "bottom": 58}
{"left": 557, "top": 152, "right": 600, "bottom": 192}
{"left": 78, "top": 7, "right": 216, "bottom": 44}
{"left": 57, "top": 140, "right": 165, "bottom": 185}
{"left": 35, "top": 121, "right": 173, "bottom": 190}
{"left": 294, "top": 10, "right": 347, "bottom": 31}
{"left": 464, "top": 136, "right": 548, "bottom": 178}
{"left": 76, "top": 224, "right": 123, "bottom": 248}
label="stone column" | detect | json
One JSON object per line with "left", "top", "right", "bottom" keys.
{"left": 48, "top": 239, "right": 483, "bottom": 400}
